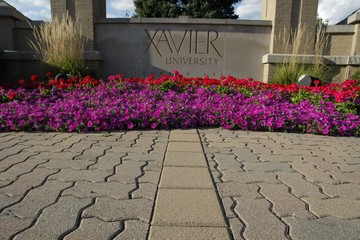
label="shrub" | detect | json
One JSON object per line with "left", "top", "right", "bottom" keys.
{"left": 28, "top": 12, "right": 87, "bottom": 76}
{"left": 272, "top": 24, "right": 331, "bottom": 85}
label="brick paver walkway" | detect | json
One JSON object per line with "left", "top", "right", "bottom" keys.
{"left": 0, "top": 129, "right": 359, "bottom": 239}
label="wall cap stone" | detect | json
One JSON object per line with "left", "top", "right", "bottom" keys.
{"left": 263, "top": 54, "right": 360, "bottom": 66}
{"left": 348, "top": 11, "right": 360, "bottom": 24}
{"left": 96, "top": 17, "right": 272, "bottom": 26}
{"left": 326, "top": 25, "right": 355, "bottom": 33}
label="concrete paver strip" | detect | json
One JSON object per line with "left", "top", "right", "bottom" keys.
{"left": 149, "top": 226, "right": 230, "bottom": 240}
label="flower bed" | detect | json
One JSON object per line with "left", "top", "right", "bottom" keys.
{"left": 0, "top": 72, "right": 359, "bottom": 136}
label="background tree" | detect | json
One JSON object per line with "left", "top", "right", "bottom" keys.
{"left": 134, "top": 0, "right": 241, "bottom": 19}
{"left": 134, "top": 0, "right": 180, "bottom": 18}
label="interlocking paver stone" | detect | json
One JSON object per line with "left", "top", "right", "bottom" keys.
{"left": 303, "top": 197, "right": 360, "bottom": 219}
{"left": 233, "top": 197, "right": 287, "bottom": 240}
{"left": 83, "top": 197, "right": 153, "bottom": 222}
{"left": 13, "top": 196, "right": 93, "bottom": 240}
{"left": 64, "top": 218, "right": 122, "bottom": 240}
{"left": 113, "top": 220, "right": 149, "bottom": 240}
{"left": 107, "top": 160, "right": 145, "bottom": 183}
{"left": 39, "top": 159, "right": 95, "bottom": 170}
{"left": 258, "top": 183, "right": 315, "bottom": 218}
{"left": 0, "top": 151, "right": 39, "bottom": 171}
{"left": 221, "top": 171, "right": 280, "bottom": 184}
{"left": 63, "top": 181, "right": 135, "bottom": 199}
{"left": 0, "top": 144, "right": 31, "bottom": 160}
{"left": 0, "top": 168, "right": 58, "bottom": 197}
{"left": 276, "top": 171, "right": 327, "bottom": 198}
{"left": 213, "top": 154, "right": 243, "bottom": 171}
{"left": 242, "top": 162, "right": 293, "bottom": 172}
{"left": 284, "top": 217, "right": 360, "bottom": 240}
{"left": 0, "top": 216, "right": 33, "bottom": 240}
{"left": 131, "top": 182, "right": 158, "bottom": 200}
{"left": 231, "top": 148, "right": 260, "bottom": 162}
{"left": 319, "top": 183, "right": 360, "bottom": 199}
{"left": 49, "top": 169, "right": 112, "bottom": 182}
{"left": 216, "top": 182, "right": 262, "bottom": 198}
{"left": 291, "top": 162, "right": 338, "bottom": 184}
{"left": 2, "top": 180, "right": 73, "bottom": 219}
{"left": 0, "top": 158, "right": 48, "bottom": 180}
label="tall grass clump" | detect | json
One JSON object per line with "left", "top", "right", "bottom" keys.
{"left": 272, "top": 23, "right": 331, "bottom": 85}
{"left": 28, "top": 12, "right": 86, "bottom": 76}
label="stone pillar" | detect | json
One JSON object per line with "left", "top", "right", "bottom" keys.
{"left": 262, "top": 0, "right": 319, "bottom": 54}
{"left": 50, "top": 0, "right": 106, "bottom": 50}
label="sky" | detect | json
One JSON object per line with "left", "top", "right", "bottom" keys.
{"left": 4, "top": 0, "right": 360, "bottom": 25}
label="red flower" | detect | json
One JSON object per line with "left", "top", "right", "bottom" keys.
{"left": 8, "top": 91, "right": 17, "bottom": 100}
{"left": 31, "top": 74, "right": 39, "bottom": 82}
{"left": 18, "top": 79, "right": 25, "bottom": 85}
{"left": 46, "top": 72, "right": 53, "bottom": 77}
{"left": 314, "top": 79, "right": 320, "bottom": 86}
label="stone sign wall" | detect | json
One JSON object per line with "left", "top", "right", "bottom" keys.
{"left": 95, "top": 18, "right": 271, "bottom": 80}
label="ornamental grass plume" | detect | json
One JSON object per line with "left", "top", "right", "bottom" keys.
{"left": 28, "top": 12, "right": 86, "bottom": 75}
{"left": 272, "top": 23, "right": 331, "bottom": 84}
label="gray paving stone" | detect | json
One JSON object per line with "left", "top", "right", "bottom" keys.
{"left": 144, "top": 161, "right": 163, "bottom": 171}
{"left": 83, "top": 197, "right": 153, "bottom": 222}
{"left": 0, "top": 215, "right": 33, "bottom": 240}
{"left": 0, "top": 158, "right": 48, "bottom": 180}
{"left": 319, "top": 183, "right": 360, "bottom": 199}
{"left": 213, "top": 154, "right": 243, "bottom": 171}
{"left": 228, "top": 218, "right": 246, "bottom": 240}
{"left": 139, "top": 170, "right": 162, "bottom": 184}
{"left": 284, "top": 217, "right": 360, "bottom": 240}
{"left": 3, "top": 180, "right": 73, "bottom": 219}
{"left": 63, "top": 181, "right": 135, "bottom": 199}
{"left": 0, "top": 144, "right": 31, "bottom": 160}
{"left": 39, "top": 159, "right": 94, "bottom": 170}
{"left": 88, "top": 152, "right": 124, "bottom": 171}
{"left": 216, "top": 182, "right": 262, "bottom": 199}
{"left": 152, "top": 189, "right": 226, "bottom": 227}
{"left": 74, "top": 145, "right": 111, "bottom": 161}
{"left": 131, "top": 182, "right": 158, "bottom": 200}
{"left": 48, "top": 134, "right": 85, "bottom": 147}
{"left": 63, "top": 140, "right": 97, "bottom": 153}
{"left": 258, "top": 183, "right": 315, "bottom": 219}
{"left": 171, "top": 129, "right": 198, "bottom": 134}
{"left": 0, "top": 168, "right": 58, "bottom": 197}
{"left": 246, "top": 143, "right": 273, "bottom": 155}
{"left": 49, "top": 169, "right": 112, "bottom": 182}
{"left": 159, "top": 167, "right": 213, "bottom": 189}
{"left": 276, "top": 171, "right": 327, "bottom": 198}
{"left": 114, "top": 220, "right": 149, "bottom": 240}
{"left": 291, "top": 162, "right": 339, "bottom": 184}
{"left": 221, "top": 171, "right": 280, "bottom": 184}
{"left": 302, "top": 156, "right": 341, "bottom": 172}
{"left": 201, "top": 133, "right": 225, "bottom": 142}
{"left": 0, "top": 139, "right": 27, "bottom": 150}
{"left": 0, "top": 194, "right": 21, "bottom": 210}
{"left": 25, "top": 144, "right": 66, "bottom": 153}
{"left": 32, "top": 151, "right": 79, "bottom": 161}
{"left": 0, "top": 179, "right": 11, "bottom": 187}
{"left": 123, "top": 153, "right": 164, "bottom": 161}
{"left": 231, "top": 148, "right": 260, "bottom": 162}
{"left": 258, "top": 154, "right": 302, "bottom": 163}
{"left": 242, "top": 162, "right": 293, "bottom": 172}
{"left": 149, "top": 226, "right": 230, "bottom": 240}
{"left": 64, "top": 217, "right": 122, "bottom": 240}
{"left": 330, "top": 171, "right": 360, "bottom": 184}
{"left": 108, "top": 160, "right": 146, "bottom": 183}
{"left": 13, "top": 196, "right": 93, "bottom": 240}
{"left": 303, "top": 197, "right": 360, "bottom": 219}
{"left": 233, "top": 197, "right": 287, "bottom": 240}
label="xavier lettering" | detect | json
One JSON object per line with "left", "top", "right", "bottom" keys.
{"left": 145, "top": 29, "right": 222, "bottom": 58}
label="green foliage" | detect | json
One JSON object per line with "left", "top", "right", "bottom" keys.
{"left": 335, "top": 101, "right": 359, "bottom": 115}
{"left": 134, "top": 0, "right": 240, "bottom": 18}
{"left": 158, "top": 81, "right": 183, "bottom": 92}
{"left": 351, "top": 69, "right": 360, "bottom": 80}
{"left": 291, "top": 89, "right": 323, "bottom": 105}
